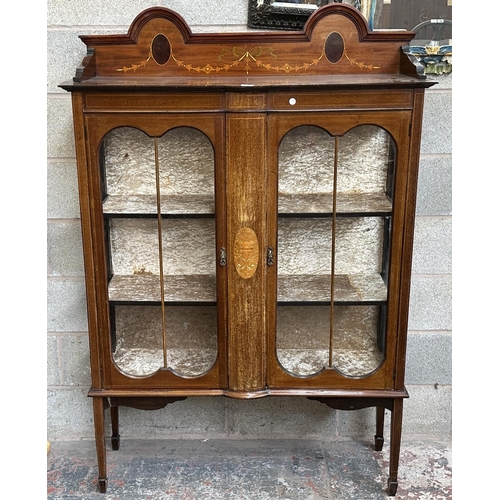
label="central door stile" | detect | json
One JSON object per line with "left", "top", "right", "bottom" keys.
{"left": 226, "top": 111, "right": 267, "bottom": 393}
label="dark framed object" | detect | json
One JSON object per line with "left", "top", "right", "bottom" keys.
{"left": 248, "top": 0, "right": 341, "bottom": 30}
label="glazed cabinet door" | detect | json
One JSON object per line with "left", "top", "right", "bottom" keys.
{"left": 81, "top": 111, "right": 227, "bottom": 390}
{"left": 266, "top": 110, "right": 412, "bottom": 390}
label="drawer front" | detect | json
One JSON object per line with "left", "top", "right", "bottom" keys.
{"left": 84, "top": 92, "right": 224, "bottom": 112}
{"left": 268, "top": 90, "right": 414, "bottom": 111}
{"left": 83, "top": 90, "right": 413, "bottom": 113}
{"left": 226, "top": 93, "right": 267, "bottom": 111}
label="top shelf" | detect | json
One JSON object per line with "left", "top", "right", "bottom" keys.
{"left": 103, "top": 194, "right": 215, "bottom": 217}
{"left": 103, "top": 192, "right": 392, "bottom": 217}
{"left": 279, "top": 192, "right": 392, "bottom": 217}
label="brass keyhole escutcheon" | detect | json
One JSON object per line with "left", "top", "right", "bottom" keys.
{"left": 234, "top": 227, "right": 259, "bottom": 279}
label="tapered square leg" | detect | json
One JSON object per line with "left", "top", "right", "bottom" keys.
{"left": 92, "top": 397, "right": 108, "bottom": 493}
{"left": 97, "top": 478, "right": 107, "bottom": 494}
{"left": 374, "top": 406, "right": 385, "bottom": 451}
{"left": 387, "top": 398, "right": 404, "bottom": 496}
{"left": 111, "top": 406, "right": 120, "bottom": 451}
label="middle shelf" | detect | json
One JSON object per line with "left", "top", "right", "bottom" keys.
{"left": 102, "top": 192, "right": 392, "bottom": 218}
{"left": 108, "top": 273, "right": 387, "bottom": 305}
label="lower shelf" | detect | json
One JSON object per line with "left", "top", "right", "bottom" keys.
{"left": 111, "top": 303, "right": 385, "bottom": 378}
{"left": 277, "top": 348, "right": 384, "bottom": 377}
{"left": 113, "top": 348, "right": 216, "bottom": 377}
{"left": 112, "top": 347, "right": 383, "bottom": 379}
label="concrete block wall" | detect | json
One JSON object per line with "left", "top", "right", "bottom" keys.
{"left": 47, "top": 0, "right": 452, "bottom": 442}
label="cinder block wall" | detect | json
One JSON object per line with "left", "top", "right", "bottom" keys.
{"left": 47, "top": 0, "right": 452, "bottom": 442}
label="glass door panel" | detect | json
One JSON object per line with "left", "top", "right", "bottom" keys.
{"left": 101, "top": 126, "right": 218, "bottom": 377}
{"left": 157, "top": 127, "right": 217, "bottom": 377}
{"left": 276, "top": 124, "right": 394, "bottom": 378}
{"left": 277, "top": 305, "right": 330, "bottom": 375}
{"left": 277, "top": 126, "right": 335, "bottom": 376}
{"left": 102, "top": 126, "right": 158, "bottom": 215}
{"left": 157, "top": 127, "right": 216, "bottom": 215}
{"left": 278, "top": 125, "right": 335, "bottom": 214}
{"left": 101, "top": 127, "right": 162, "bottom": 376}
{"left": 333, "top": 125, "right": 394, "bottom": 377}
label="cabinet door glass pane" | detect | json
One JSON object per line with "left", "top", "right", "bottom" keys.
{"left": 277, "top": 126, "right": 334, "bottom": 376}
{"left": 102, "top": 126, "right": 218, "bottom": 377}
{"left": 276, "top": 125, "right": 394, "bottom": 378}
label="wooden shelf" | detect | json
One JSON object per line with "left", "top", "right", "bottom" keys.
{"left": 278, "top": 274, "right": 387, "bottom": 304}
{"left": 113, "top": 348, "right": 217, "bottom": 378}
{"left": 103, "top": 193, "right": 390, "bottom": 217}
{"left": 108, "top": 273, "right": 385, "bottom": 305}
{"left": 278, "top": 192, "right": 392, "bottom": 216}
{"left": 277, "top": 348, "right": 384, "bottom": 378}
{"left": 108, "top": 274, "right": 216, "bottom": 303}
{"left": 113, "top": 347, "right": 383, "bottom": 379}
{"left": 103, "top": 194, "right": 215, "bottom": 217}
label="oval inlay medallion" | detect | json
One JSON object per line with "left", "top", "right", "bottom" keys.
{"left": 325, "top": 32, "right": 344, "bottom": 64}
{"left": 151, "top": 34, "right": 171, "bottom": 65}
{"left": 234, "top": 227, "right": 259, "bottom": 279}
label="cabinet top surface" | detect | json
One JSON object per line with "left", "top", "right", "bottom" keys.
{"left": 61, "top": 4, "right": 435, "bottom": 91}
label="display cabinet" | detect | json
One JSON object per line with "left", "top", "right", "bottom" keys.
{"left": 60, "top": 4, "right": 435, "bottom": 495}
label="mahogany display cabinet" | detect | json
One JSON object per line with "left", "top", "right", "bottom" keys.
{"left": 60, "top": 4, "right": 436, "bottom": 495}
